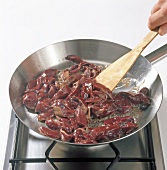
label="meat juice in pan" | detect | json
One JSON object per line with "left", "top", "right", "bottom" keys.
{"left": 22, "top": 55, "right": 151, "bottom": 144}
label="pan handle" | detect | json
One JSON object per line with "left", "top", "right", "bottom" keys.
{"left": 145, "top": 44, "right": 167, "bottom": 64}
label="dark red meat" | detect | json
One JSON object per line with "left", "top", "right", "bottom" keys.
{"left": 45, "top": 118, "right": 61, "bottom": 130}
{"left": 74, "top": 128, "right": 96, "bottom": 144}
{"left": 38, "top": 126, "right": 60, "bottom": 139}
{"left": 65, "top": 55, "right": 84, "bottom": 63}
{"left": 35, "top": 98, "right": 51, "bottom": 113}
{"left": 60, "top": 129, "right": 74, "bottom": 142}
{"left": 37, "top": 110, "right": 54, "bottom": 122}
{"left": 90, "top": 125, "right": 121, "bottom": 141}
{"left": 22, "top": 91, "right": 38, "bottom": 110}
{"left": 22, "top": 56, "right": 151, "bottom": 144}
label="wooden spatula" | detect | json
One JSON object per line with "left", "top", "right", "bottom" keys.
{"left": 96, "top": 29, "right": 159, "bottom": 91}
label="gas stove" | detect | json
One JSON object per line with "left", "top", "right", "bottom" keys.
{"left": 3, "top": 110, "right": 165, "bottom": 170}
{"left": 3, "top": 44, "right": 167, "bottom": 170}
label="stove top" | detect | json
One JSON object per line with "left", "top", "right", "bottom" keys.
{"left": 3, "top": 110, "right": 165, "bottom": 170}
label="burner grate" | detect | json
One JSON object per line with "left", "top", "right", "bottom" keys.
{"left": 45, "top": 141, "right": 121, "bottom": 170}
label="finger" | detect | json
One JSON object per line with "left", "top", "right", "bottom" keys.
{"left": 148, "top": 8, "right": 167, "bottom": 30}
{"left": 151, "top": 0, "right": 167, "bottom": 14}
{"left": 159, "top": 22, "right": 167, "bottom": 35}
{"left": 151, "top": 2, "right": 160, "bottom": 14}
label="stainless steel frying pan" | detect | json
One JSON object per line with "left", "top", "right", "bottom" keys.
{"left": 9, "top": 39, "right": 163, "bottom": 146}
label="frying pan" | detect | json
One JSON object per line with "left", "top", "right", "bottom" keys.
{"left": 9, "top": 39, "right": 163, "bottom": 146}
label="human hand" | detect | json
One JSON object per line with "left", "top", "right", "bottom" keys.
{"left": 148, "top": 0, "right": 167, "bottom": 36}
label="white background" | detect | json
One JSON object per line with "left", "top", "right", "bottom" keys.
{"left": 0, "top": 0, "right": 167, "bottom": 169}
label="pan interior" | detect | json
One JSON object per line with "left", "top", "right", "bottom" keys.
{"left": 9, "top": 39, "right": 163, "bottom": 145}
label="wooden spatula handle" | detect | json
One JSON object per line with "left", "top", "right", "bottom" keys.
{"left": 134, "top": 28, "right": 159, "bottom": 54}
{"left": 96, "top": 29, "right": 159, "bottom": 92}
